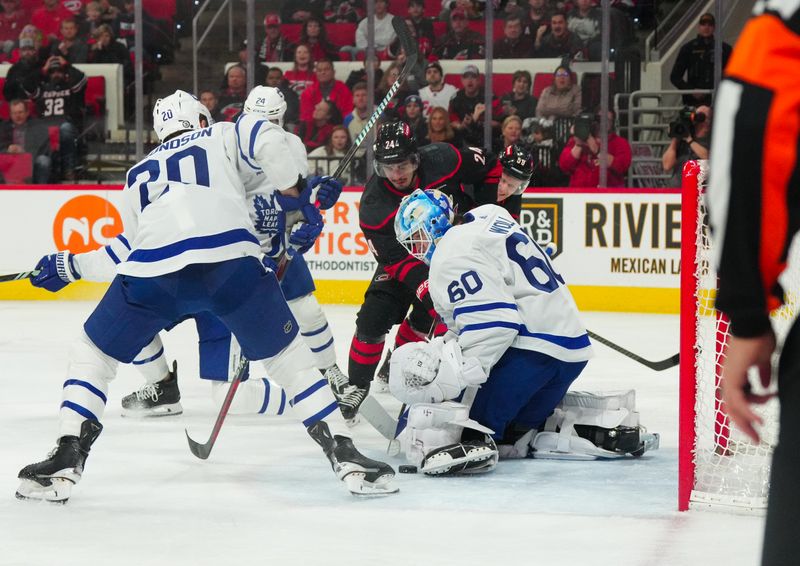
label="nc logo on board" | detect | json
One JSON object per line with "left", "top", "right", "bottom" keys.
{"left": 53, "top": 195, "right": 123, "bottom": 253}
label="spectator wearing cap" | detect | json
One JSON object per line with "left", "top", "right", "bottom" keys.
{"left": 280, "top": 0, "right": 325, "bottom": 23}
{"left": 434, "top": 7, "right": 484, "bottom": 60}
{"left": 43, "top": 18, "right": 86, "bottom": 63}
{"left": 31, "top": 0, "right": 73, "bottom": 43}
{"left": 299, "top": 58, "right": 353, "bottom": 122}
{"left": 0, "top": 98, "right": 52, "bottom": 183}
{"left": 298, "top": 16, "right": 339, "bottom": 61}
{"left": 536, "top": 64, "right": 581, "bottom": 120}
{"left": 259, "top": 14, "right": 291, "bottom": 63}
{"left": 343, "top": 81, "right": 369, "bottom": 156}
{"left": 402, "top": 94, "right": 427, "bottom": 140}
{"left": 26, "top": 54, "right": 87, "bottom": 180}
{"left": 217, "top": 64, "right": 248, "bottom": 121}
{"left": 438, "top": 0, "right": 482, "bottom": 21}
{"left": 494, "top": 15, "right": 534, "bottom": 59}
{"left": 3, "top": 32, "right": 43, "bottom": 101}
{"left": 534, "top": 11, "right": 582, "bottom": 59}
{"left": 449, "top": 64, "right": 501, "bottom": 146}
{"left": 0, "top": 0, "right": 26, "bottom": 59}
{"left": 499, "top": 70, "right": 537, "bottom": 121}
{"left": 406, "top": 0, "right": 435, "bottom": 58}
{"left": 324, "top": 0, "right": 363, "bottom": 23}
{"left": 341, "top": 0, "right": 396, "bottom": 60}
{"left": 670, "top": 12, "right": 731, "bottom": 106}
{"left": 418, "top": 60, "right": 458, "bottom": 118}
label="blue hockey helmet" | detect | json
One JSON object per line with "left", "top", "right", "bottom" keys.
{"left": 395, "top": 189, "right": 455, "bottom": 264}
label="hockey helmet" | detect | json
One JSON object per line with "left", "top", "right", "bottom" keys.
{"left": 395, "top": 189, "right": 455, "bottom": 265}
{"left": 243, "top": 85, "right": 288, "bottom": 127}
{"left": 196, "top": 98, "right": 214, "bottom": 127}
{"left": 373, "top": 120, "right": 419, "bottom": 176}
{"left": 499, "top": 144, "right": 534, "bottom": 196}
{"left": 153, "top": 90, "right": 202, "bottom": 142}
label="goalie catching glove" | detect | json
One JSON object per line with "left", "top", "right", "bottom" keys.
{"left": 388, "top": 337, "right": 487, "bottom": 404}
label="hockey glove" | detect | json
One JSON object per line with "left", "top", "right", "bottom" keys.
{"left": 306, "top": 175, "right": 343, "bottom": 210}
{"left": 287, "top": 205, "right": 324, "bottom": 254}
{"left": 31, "top": 251, "right": 81, "bottom": 293}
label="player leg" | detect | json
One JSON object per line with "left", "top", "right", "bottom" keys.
{"left": 16, "top": 275, "right": 175, "bottom": 503}
{"left": 209, "top": 257, "right": 397, "bottom": 494}
{"left": 120, "top": 334, "right": 182, "bottom": 418}
{"left": 339, "top": 273, "right": 411, "bottom": 419}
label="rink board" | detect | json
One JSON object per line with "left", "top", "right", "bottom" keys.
{"left": 0, "top": 185, "right": 682, "bottom": 312}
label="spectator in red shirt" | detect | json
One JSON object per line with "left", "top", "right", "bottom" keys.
{"left": 31, "top": 0, "right": 73, "bottom": 43}
{"left": 298, "top": 16, "right": 339, "bottom": 61}
{"left": 558, "top": 110, "right": 632, "bottom": 187}
{"left": 299, "top": 59, "right": 353, "bottom": 122}
{"left": 297, "top": 98, "right": 340, "bottom": 152}
{"left": 0, "top": 0, "right": 26, "bottom": 57}
{"left": 284, "top": 43, "right": 316, "bottom": 95}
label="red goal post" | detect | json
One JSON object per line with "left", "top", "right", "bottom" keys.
{"left": 678, "top": 159, "right": 790, "bottom": 513}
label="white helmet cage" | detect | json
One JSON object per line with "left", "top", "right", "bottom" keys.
{"left": 153, "top": 89, "right": 202, "bottom": 142}
{"left": 243, "top": 86, "right": 287, "bottom": 127}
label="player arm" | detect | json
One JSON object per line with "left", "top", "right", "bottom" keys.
{"left": 431, "top": 249, "right": 521, "bottom": 374}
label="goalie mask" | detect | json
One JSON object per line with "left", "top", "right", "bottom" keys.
{"left": 395, "top": 189, "right": 455, "bottom": 264}
{"left": 498, "top": 144, "right": 534, "bottom": 197}
{"left": 153, "top": 90, "right": 202, "bottom": 142}
{"left": 243, "top": 85, "right": 287, "bottom": 127}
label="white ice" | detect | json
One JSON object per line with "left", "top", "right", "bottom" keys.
{"left": 0, "top": 303, "right": 765, "bottom": 566}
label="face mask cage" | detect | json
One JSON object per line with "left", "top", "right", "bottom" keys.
{"left": 373, "top": 154, "right": 419, "bottom": 178}
{"left": 398, "top": 223, "right": 435, "bottom": 264}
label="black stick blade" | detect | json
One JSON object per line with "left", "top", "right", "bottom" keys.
{"left": 185, "top": 429, "right": 212, "bottom": 460}
{"left": 587, "top": 330, "right": 679, "bottom": 371}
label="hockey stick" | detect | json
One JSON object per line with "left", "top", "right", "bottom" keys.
{"left": 0, "top": 270, "right": 40, "bottom": 283}
{"left": 587, "top": 330, "right": 679, "bottom": 371}
{"left": 274, "top": 16, "right": 418, "bottom": 278}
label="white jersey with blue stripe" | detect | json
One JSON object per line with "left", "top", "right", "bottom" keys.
{"left": 116, "top": 123, "right": 260, "bottom": 277}
{"left": 430, "top": 204, "right": 593, "bottom": 373}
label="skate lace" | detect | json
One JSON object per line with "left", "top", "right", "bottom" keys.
{"left": 135, "top": 383, "right": 160, "bottom": 402}
{"left": 325, "top": 366, "right": 349, "bottom": 393}
{"left": 341, "top": 385, "right": 367, "bottom": 409}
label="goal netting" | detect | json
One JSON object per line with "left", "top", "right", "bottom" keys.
{"left": 679, "top": 159, "right": 796, "bottom": 513}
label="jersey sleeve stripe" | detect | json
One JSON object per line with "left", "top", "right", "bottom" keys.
{"left": 248, "top": 119, "right": 264, "bottom": 160}
{"left": 518, "top": 327, "right": 592, "bottom": 349}
{"left": 460, "top": 321, "right": 520, "bottom": 333}
{"left": 116, "top": 234, "right": 131, "bottom": 249}
{"left": 126, "top": 229, "right": 259, "bottom": 264}
{"left": 235, "top": 117, "right": 261, "bottom": 171}
{"left": 453, "top": 302, "right": 518, "bottom": 318}
{"left": 104, "top": 245, "right": 121, "bottom": 265}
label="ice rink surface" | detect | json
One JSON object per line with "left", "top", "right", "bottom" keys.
{"left": 0, "top": 302, "right": 765, "bottom": 566}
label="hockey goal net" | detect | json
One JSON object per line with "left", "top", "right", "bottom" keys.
{"left": 678, "top": 159, "right": 799, "bottom": 512}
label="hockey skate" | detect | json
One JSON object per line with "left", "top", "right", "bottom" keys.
{"left": 307, "top": 421, "right": 398, "bottom": 495}
{"left": 121, "top": 361, "right": 182, "bottom": 417}
{"left": 420, "top": 435, "right": 499, "bottom": 476}
{"left": 16, "top": 419, "right": 103, "bottom": 504}
{"left": 325, "top": 365, "right": 369, "bottom": 422}
{"left": 373, "top": 349, "right": 392, "bottom": 393}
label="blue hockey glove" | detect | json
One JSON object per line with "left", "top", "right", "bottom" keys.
{"left": 288, "top": 205, "right": 324, "bottom": 254}
{"left": 275, "top": 182, "right": 313, "bottom": 213}
{"left": 261, "top": 254, "right": 278, "bottom": 273}
{"left": 306, "top": 175, "right": 343, "bottom": 210}
{"left": 30, "top": 251, "right": 81, "bottom": 293}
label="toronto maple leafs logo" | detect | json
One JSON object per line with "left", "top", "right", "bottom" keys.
{"left": 253, "top": 194, "right": 280, "bottom": 235}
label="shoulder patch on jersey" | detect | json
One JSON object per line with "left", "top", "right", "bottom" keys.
{"left": 253, "top": 194, "right": 280, "bottom": 234}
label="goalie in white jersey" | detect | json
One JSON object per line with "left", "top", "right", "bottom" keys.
{"left": 16, "top": 90, "right": 397, "bottom": 501}
{"left": 389, "top": 186, "right": 598, "bottom": 474}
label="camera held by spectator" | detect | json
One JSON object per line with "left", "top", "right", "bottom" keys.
{"left": 573, "top": 112, "right": 598, "bottom": 142}
{"left": 668, "top": 106, "right": 705, "bottom": 139}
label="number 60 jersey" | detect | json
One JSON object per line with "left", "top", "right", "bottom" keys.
{"left": 429, "top": 204, "right": 593, "bottom": 374}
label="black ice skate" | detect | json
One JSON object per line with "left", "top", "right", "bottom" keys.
{"left": 121, "top": 361, "right": 182, "bottom": 417}
{"left": 307, "top": 421, "right": 398, "bottom": 495}
{"left": 421, "top": 435, "right": 499, "bottom": 476}
{"left": 373, "top": 349, "right": 393, "bottom": 393}
{"left": 325, "top": 365, "right": 369, "bottom": 422}
{"left": 16, "top": 419, "right": 103, "bottom": 503}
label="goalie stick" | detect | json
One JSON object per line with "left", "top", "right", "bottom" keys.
{"left": 186, "top": 19, "right": 419, "bottom": 457}
{"left": 0, "top": 270, "right": 40, "bottom": 283}
{"left": 587, "top": 330, "right": 679, "bottom": 371}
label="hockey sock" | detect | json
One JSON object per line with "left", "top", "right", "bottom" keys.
{"left": 59, "top": 332, "right": 118, "bottom": 439}
{"left": 289, "top": 294, "right": 337, "bottom": 370}
{"left": 394, "top": 318, "right": 427, "bottom": 349}
{"left": 210, "top": 378, "right": 288, "bottom": 416}
{"left": 348, "top": 333, "right": 385, "bottom": 388}
{"left": 131, "top": 334, "right": 170, "bottom": 384}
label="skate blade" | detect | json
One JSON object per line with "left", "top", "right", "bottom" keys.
{"left": 15, "top": 478, "right": 73, "bottom": 504}
{"left": 121, "top": 403, "right": 183, "bottom": 418}
{"left": 343, "top": 472, "right": 399, "bottom": 496}
{"left": 422, "top": 449, "right": 496, "bottom": 475}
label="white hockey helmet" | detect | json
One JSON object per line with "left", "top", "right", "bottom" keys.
{"left": 153, "top": 89, "right": 202, "bottom": 142}
{"left": 195, "top": 98, "right": 214, "bottom": 127}
{"left": 243, "top": 86, "right": 287, "bottom": 126}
